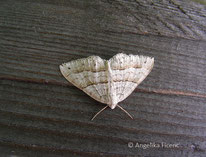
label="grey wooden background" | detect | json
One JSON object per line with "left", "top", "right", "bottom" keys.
{"left": 0, "top": 0, "right": 206, "bottom": 156}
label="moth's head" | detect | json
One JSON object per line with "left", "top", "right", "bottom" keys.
{"left": 108, "top": 103, "right": 117, "bottom": 109}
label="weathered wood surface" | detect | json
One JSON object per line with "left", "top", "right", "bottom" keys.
{"left": 0, "top": 0, "right": 206, "bottom": 156}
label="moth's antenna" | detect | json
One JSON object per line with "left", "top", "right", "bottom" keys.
{"left": 91, "top": 106, "right": 108, "bottom": 121}
{"left": 117, "top": 105, "right": 133, "bottom": 119}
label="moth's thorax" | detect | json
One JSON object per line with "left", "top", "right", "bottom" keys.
{"left": 106, "top": 60, "right": 112, "bottom": 73}
{"left": 106, "top": 61, "right": 118, "bottom": 108}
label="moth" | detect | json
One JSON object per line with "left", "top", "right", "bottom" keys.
{"left": 60, "top": 53, "right": 154, "bottom": 120}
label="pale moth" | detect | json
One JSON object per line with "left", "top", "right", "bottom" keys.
{"left": 60, "top": 53, "right": 154, "bottom": 120}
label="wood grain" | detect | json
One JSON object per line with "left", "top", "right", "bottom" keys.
{"left": 0, "top": 0, "right": 206, "bottom": 156}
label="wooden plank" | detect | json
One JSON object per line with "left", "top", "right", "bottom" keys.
{"left": 0, "top": 0, "right": 206, "bottom": 156}
{"left": 1, "top": 79, "right": 206, "bottom": 157}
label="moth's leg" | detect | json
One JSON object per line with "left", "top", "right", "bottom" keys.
{"left": 117, "top": 105, "right": 133, "bottom": 119}
{"left": 91, "top": 106, "right": 108, "bottom": 121}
